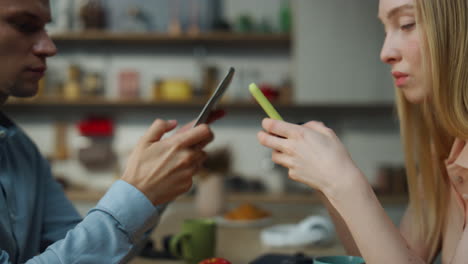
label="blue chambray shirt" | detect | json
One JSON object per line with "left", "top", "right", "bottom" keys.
{"left": 0, "top": 113, "right": 164, "bottom": 263}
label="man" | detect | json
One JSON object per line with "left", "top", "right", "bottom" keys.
{"left": 0, "top": 0, "right": 215, "bottom": 263}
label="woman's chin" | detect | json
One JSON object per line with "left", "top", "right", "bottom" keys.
{"left": 402, "top": 89, "right": 427, "bottom": 105}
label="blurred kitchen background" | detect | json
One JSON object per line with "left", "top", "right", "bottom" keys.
{"left": 4, "top": 0, "right": 407, "bottom": 261}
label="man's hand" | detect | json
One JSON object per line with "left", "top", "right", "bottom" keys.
{"left": 121, "top": 119, "right": 214, "bottom": 206}
{"left": 177, "top": 109, "right": 226, "bottom": 134}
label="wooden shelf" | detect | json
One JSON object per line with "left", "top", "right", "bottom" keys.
{"left": 3, "top": 97, "right": 395, "bottom": 118}
{"left": 4, "top": 97, "right": 274, "bottom": 110}
{"left": 50, "top": 31, "right": 291, "bottom": 48}
{"left": 4, "top": 97, "right": 394, "bottom": 112}
{"left": 6, "top": 97, "right": 206, "bottom": 107}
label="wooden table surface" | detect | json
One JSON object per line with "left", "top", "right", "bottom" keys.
{"left": 67, "top": 190, "right": 407, "bottom": 264}
{"left": 129, "top": 201, "right": 345, "bottom": 264}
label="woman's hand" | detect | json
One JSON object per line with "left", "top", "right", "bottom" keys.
{"left": 257, "top": 118, "right": 363, "bottom": 197}
{"left": 122, "top": 119, "right": 214, "bottom": 206}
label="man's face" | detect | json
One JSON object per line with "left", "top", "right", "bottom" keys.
{"left": 0, "top": 0, "right": 56, "bottom": 101}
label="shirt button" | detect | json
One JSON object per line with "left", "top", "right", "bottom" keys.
{"left": 455, "top": 176, "right": 464, "bottom": 184}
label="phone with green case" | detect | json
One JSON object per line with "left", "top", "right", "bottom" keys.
{"left": 249, "top": 83, "right": 283, "bottom": 120}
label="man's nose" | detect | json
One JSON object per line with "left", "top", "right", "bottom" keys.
{"left": 33, "top": 31, "right": 57, "bottom": 58}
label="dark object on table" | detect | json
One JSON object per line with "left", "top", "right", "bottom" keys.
{"left": 250, "top": 253, "right": 313, "bottom": 264}
{"left": 139, "top": 236, "right": 178, "bottom": 260}
{"left": 225, "top": 176, "right": 266, "bottom": 193}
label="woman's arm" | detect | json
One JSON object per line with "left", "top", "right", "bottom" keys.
{"left": 319, "top": 191, "right": 431, "bottom": 262}
{"left": 326, "top": 175, "right": 425, "bottom": 264}
{"left": 317, "top": 191, "right": 361, "bottom": 256}
{"left": 320, "top": 191, "right": 433, "bottom": 262}
{"left": 257, "top": 119, "right": 428, "bottom": 264}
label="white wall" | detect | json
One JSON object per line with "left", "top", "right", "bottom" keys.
{"left": 293, "top": 0, "right": 394, "bottom": 104}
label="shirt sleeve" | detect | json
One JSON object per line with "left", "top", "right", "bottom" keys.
{"left": 39, "top": 161, "right": 82, "bottom": 251}
{"left": 0, "top": 251, "right": 12, "bottom": 264}
{"left": 29, "top": 180, "right": 164, "bottom": 264}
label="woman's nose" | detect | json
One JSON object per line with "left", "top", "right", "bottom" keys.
{"left": 380, "top": 35, "right": 401, "bottom": 65}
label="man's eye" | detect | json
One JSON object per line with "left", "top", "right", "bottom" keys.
{"left": 14, "top": 22, "right": 41, "bottom": 33}
{"left": 401, "top": 23, "right": 416, "bottom": 31}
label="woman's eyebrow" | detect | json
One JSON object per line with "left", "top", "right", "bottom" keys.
{"left": 387, "top": 4, "right": 415, "bottom": 19}
{"left": 378, "top": 4, "right": 414, "bottom": 21}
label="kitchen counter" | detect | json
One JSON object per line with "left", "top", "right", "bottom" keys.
{"left": 67, "top": 190, "right": 406, "bottom": 264}
{"left": 129, "top": 201, "right": 345, "bottom": 264}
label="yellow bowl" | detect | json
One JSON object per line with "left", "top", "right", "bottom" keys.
{"left": 159, "top": 79, "right": 193, "bottom": 101}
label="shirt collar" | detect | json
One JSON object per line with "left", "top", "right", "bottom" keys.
{"left": 0, "top": 112, "right": 17, "bottom": 140}
{"left": 447, "top": 138, "right": 468, "bottom": 169}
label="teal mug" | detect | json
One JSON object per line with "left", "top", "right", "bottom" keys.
{"left": 314, "top": 256, "right": 365, "bottom": 264}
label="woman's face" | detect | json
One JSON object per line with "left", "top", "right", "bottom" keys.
{"left": 379, "top": 0, "right": 428, "bottom": 104}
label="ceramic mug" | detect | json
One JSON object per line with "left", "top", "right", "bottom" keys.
{"left": 314, "top": 256, "right": 365, "bottom": 264}
{"left": 169, "top": 218, "right": 216, "bottom": 264}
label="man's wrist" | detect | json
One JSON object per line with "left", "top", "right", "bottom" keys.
{"left": 94, "top": 180, "right": 159, "bottom": 241}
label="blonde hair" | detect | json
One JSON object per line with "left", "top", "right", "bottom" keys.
{"left": 397, "top": 0, "right": 468, "bottom": 261}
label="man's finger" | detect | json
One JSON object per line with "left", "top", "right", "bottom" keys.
{"left": 176, "top": 121, "right": 195, "bottom": 135}
{"left": 143, "top": 119, "right": 178, "bottom": 143}
{"left": 178, "top": 109, "right": 226, "bottom": 135}
{"left": 168, "top": 124, "right": 214, "bottom": 149}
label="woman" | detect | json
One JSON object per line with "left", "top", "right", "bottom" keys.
{"left": 257, "top": 0, "right": 468, "bottom": 263}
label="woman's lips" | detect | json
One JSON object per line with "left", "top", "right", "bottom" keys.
{"left": 392, "top": 71, "right": 409, "bottom": 87}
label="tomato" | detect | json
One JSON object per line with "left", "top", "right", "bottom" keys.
{"left": 198, "top": 257, "right": 231, "bottom": 264}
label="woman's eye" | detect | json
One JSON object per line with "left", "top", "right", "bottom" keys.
{"left": 401, "top": 22, "right": 416, "bottom": 31}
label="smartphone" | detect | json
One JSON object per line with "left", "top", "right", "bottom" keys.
{"left": 193, "top": 67, "right": 235, "bottom": 127}
{"left": 249, "top": 83, "right": 283, "bottom": 120}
